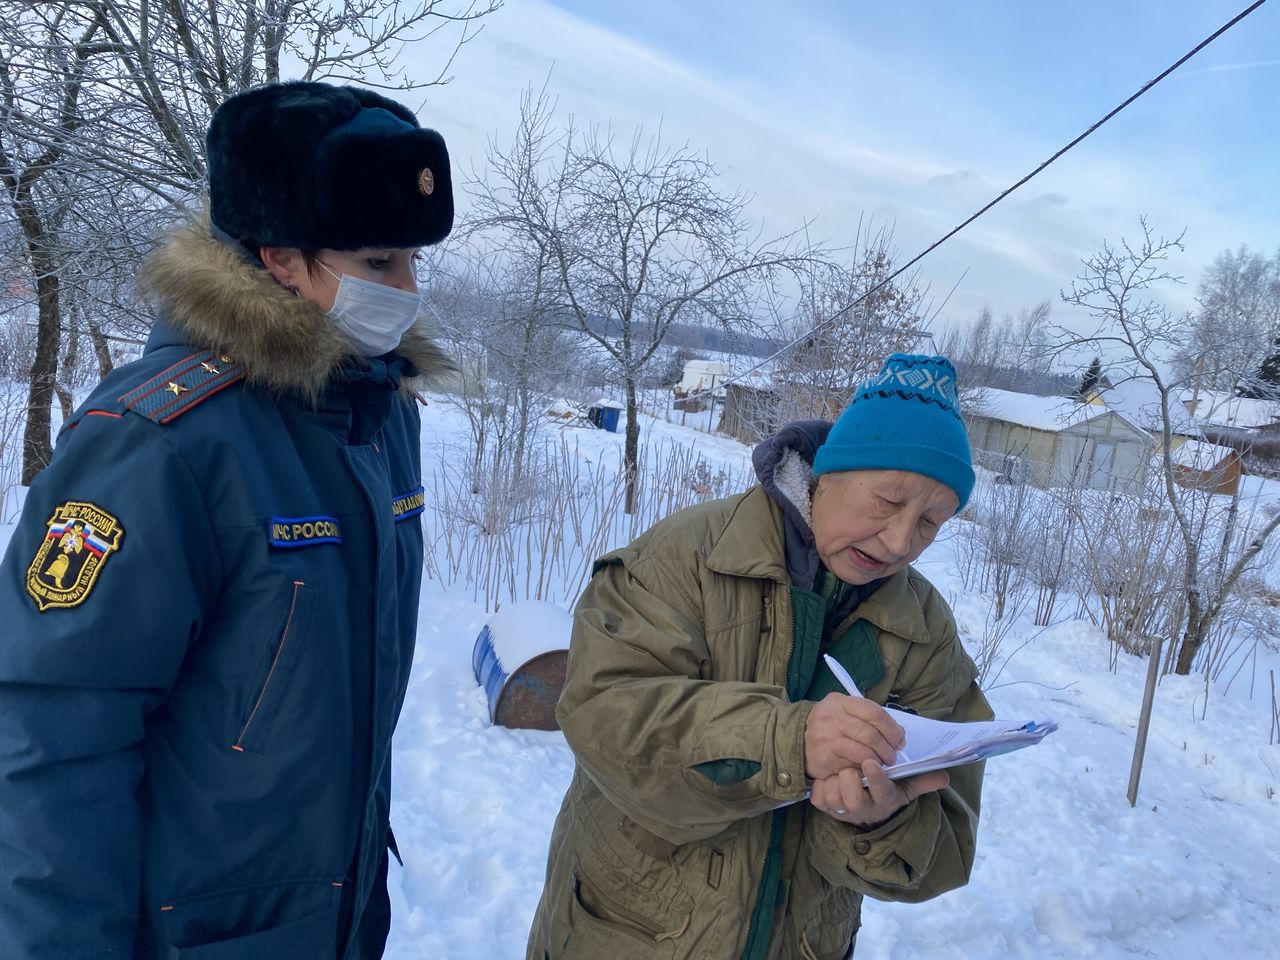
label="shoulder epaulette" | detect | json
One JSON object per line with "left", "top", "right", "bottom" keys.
{"left": 118, "top": 351, "right": 247, "bottom": 424}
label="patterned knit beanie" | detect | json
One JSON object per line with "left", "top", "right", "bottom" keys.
{"left": 812, "top": 353, "right": 975, "bottom": 511}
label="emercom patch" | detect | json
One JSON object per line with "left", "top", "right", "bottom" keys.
{"left": 26, "top": 501, "right": 125, "bottom": 612}
{"left": 269, "top": 516, "right": 343, "bottom": 549}
{"left": 392, "top": 486, "right": 425, "bottom": 523}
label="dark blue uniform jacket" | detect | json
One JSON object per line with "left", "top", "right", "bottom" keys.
{"left": 0, "top": 222, "right": 448, "bottom": 959}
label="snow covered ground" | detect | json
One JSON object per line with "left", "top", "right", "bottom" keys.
{"left": 385, "top": 400, "right": 1280, "bottom": 960}
{"left": 0, "top": 395, "right": 1276, "bottom": 959}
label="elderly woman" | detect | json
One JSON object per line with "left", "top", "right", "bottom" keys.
{"left": 0, "top": 82, "right": 452, "bottom": 958}
{"left": 527, "top": 354, "right": 992, "bottom": 960}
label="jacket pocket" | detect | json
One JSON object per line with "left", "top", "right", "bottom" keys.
{"left": 799, "top": 883, "right": 861, "bottom": 960}
{"left": 567, "top": 868, "right": 684, "bottom": 958}
{"left": 231, "top": 580, "right": 316, "bottom": 754}
{"left": 158, "top": 877, "right": 343, "bottom": 959}
{"left": 166, "top": 905, "right": 340, "bottom": 959}
{"left": 799, "top": 929, "right": 858, "bottom": 960}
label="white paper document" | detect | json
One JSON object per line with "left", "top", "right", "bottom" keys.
{"left": 822, "top": 654, "right": 1059, "bottom": 781}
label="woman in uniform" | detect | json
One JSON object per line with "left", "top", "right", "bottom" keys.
{"left": 0, "top": 80, "right": 453, "bottom": 959}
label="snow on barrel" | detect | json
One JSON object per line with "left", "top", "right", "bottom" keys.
{"left": 471, "top": 600, "right": 571, "bottom": 730}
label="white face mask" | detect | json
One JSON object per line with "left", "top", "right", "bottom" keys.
{"left": 318, "top": 261, "right": 422, "bottom": 356}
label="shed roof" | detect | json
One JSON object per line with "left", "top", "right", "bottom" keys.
{"left": 1169, "top": 439, "right": 1239, "bottom": 471}
{"left": 1181, "top": 390, "right": 1280, "bottom": 430}
{"left": 968, "top": 387, "right": 1104, "bottom": 431}
{"left": 1102, "top": 378, "right": 1199, "bottom": 434}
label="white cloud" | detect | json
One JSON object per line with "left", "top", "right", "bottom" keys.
{"left": 396, "top": 0, "right": 1276, "bottom": 333}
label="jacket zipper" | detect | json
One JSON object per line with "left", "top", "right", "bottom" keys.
{"left": 740, "top": 584, "right": 796, "bottom": 960}
{"left": 232, "top": 580, "right": 305, "bottom": 751}
{"left": 754, "top": 583, "right": 790, "bottom": 928}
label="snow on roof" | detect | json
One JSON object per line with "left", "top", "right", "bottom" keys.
{"left": 1169, "top": 439, "right": 1237, "bottom": 471}
{"left": 967, "top": 387, "right": 1104, "bottom": 431}
{"left": 1102, "top": 379, "right": 1199, "bottom": 434}
{"left": 1181, "top": 390, "right": 1280, "bottom": 430}
{"left": 719, "top": 368, "right": 780, "bottom": 392}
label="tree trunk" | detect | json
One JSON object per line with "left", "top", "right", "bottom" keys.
{"left": 512, "top": 316, "right": 535, "bottom": 487}
{"left": 624, "top": 379, "right": 640, "bottom": 515}
{"left": 55, "top": 324, "right": 82, "bottom": 422}
{"left": 21, "top": 268, "right": 61, "bottom": 485}
{"left": 88, "top": 321, "right": 114, "bottom": 380}
{"left": 1173, "top": 587, "right": 1205, "bottom": 675}
{"left": 1174, "top": 621, "right": 1203, "bottom": 675}
{"left": 54, "top": 383, "right": 75, "bottom": 424}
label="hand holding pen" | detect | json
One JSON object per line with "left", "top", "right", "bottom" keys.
{"left": 806, "top": 654, "right": 949, "bottom": 826}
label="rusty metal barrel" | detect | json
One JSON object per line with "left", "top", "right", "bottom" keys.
{"left": 472, "top": 601, "right": 571, "bottom": 730}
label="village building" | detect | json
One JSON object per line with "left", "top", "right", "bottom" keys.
{"left": 964, "top": 387, "right": 1153, "bottom": 491}
{"left": 1167, "top": 439, "right": 1245, "bottom": 496}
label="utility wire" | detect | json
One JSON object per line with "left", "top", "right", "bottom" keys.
{"left": 703, "top": 0, "right": 1270, "bottom": 398}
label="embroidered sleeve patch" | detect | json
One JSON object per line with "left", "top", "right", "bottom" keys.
{"left": 392, "top": 486, "right": 426, "bottom": 522}
{"left": 25, "top": 501, "right": 125, "bottom": 612}
{"left": 269, "top": 516, "right": 343, "bottom": 549}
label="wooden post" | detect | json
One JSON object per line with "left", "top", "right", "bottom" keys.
{"left": 1127, "top": 635, "right": 1164, "bottom": 807}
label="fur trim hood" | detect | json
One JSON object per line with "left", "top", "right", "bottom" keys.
{"left": 752, "top": 419, "right": 831, "bottom": 530}
{"left": 137, "top": 216, "right": 452, "bottom": 398}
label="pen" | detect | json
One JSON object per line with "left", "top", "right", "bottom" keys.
{"left": 823, "top": 653, "right": 862, "bottom": 698}
{"left": 823, "top": 654, "right": 911, "bottom": 764}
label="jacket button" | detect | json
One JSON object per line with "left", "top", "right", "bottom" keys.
{"left": 854, "top": 839, "right": 872, "bottom": 856}
{"left": 776, "top": 771, "right": 792, "bottom": 788}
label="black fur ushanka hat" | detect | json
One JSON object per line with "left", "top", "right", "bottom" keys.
{"left": 206, "top": 81, "right": 453, "bottom": 251}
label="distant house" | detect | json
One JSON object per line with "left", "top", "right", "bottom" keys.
{"left": 1080, "top": 378, "right": 1259, "bottom": 493}
{"left": 1168, "top": 440, "right": 1244, "bottom": 496}
{"left": 964, "top": 387, "right": 1154, "bottom": 491}
{"left": 1180, "top": 389, "right": 1280, "bottom": 479}
{"left": 677, "top": 359, "right": 732, "bottom": 398}
{"left": 718, "top": 381, "right": 781, "bottom": 442}
{"left": 716, "top": 371, "right": 833, "bottom": 444}
{"left": 1093, "top": 378, "right": 1200, "bottom": 444}
{"left": 673, "top": 359, "right": 732, "bottom": 413}
{"left": 1181, "top": 390, "right": 1280, "bottom": 434}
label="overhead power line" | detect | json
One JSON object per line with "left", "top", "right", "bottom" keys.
{"left": 708, "top": 0, "right": 1270, "bottom": 397}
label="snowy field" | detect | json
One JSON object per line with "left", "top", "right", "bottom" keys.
{"left": 1, "top": 395, "right": 1277, "bottom": 959}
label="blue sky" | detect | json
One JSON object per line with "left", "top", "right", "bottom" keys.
{"left": 409, "top": 0, "right": 1280, "bottom": 333}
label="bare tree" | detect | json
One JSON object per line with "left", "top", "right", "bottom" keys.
{"left": 771, "top": 222, "right": 930, "bottom": 424}
{"left": 941, "top": 299, "right": 1055, "bottom": 393}
{"left": 1069, "top": 477, "right": 1187, "bottom": 665}
{"left": 0, "top": 0, "right": 500, "bottom": 482}
{"left": 1003, "top": 300, "right": 1055, "bottom": 382}
{"left": 941, "top": 305, "right": 1000, "bottom": 387}
{"left": 424, "top": 241, "right": 586, "bottom": 517}
{"left": 1058, "top": 219, "right": 1280, "bottom": 675}
{"left": 0, "top": 5, "right": 124, "bottom": 482}
{"left": 469, "top": 88, "right": 820, "bottom": 512}
{"left": 1173, "top": 245, "right": 1280, "bottom": 395}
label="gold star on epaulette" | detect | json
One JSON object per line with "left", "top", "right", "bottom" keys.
{"left": 201, "top": 361, "right": 221, "bottom": 375}
{"left": 166, "top": 382, "right": 188, "bottom": 396}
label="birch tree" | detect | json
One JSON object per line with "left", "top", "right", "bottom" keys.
{"left": 1173, "top": 245, "right": 1280, "bottom": 394}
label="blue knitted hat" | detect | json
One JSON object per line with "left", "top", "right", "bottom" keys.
{"left": 812, "top": 353, "right": 975, "bottom": 511}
